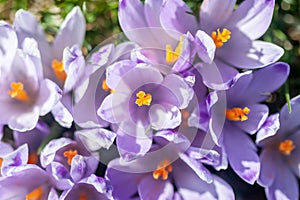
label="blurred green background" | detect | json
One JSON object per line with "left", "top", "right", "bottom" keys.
{"left": 0, "top": 0, "right": 299, "bottom": 199}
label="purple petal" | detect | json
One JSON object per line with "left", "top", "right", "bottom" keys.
{"left": 70, "top": 155, "right": 97, "bottom": 183}
{"left": 279, "top": 95, "right": 300, "bottom": 134}
{"left": 53, "top": 6, "right": 85, "bottom": 59}
{"left": 200, "top": 0, "right": 236, "bottom": 33}
{"left": 51, "top": 101, "right": 73, "bottom": 128}
{"left": 144, "top": 0, "right": 163, "bottom": 27}
{"left": 50, "top": 162, "right": 73, "bottom": 190}
{"left": 138, "top": 175, "right": 174, "bottom": 200}
{"left": 256, "top": 114, "right": 280, "bottom": 144}
{"left": 194, "top": 30, "right": 216, "bottom": 64}
{"left": 36, "top": 79, "right": 62, "bottom": 116}
{"left": 228, "top": 0, "right": 275, "bottom": 40}
{"left": 234, "top": 104, "right": 269, "bottom": 135}
{"left": 160, "top": 0, "right": 198, "bottom": 35}
{"left": 223, "top": 124, "right": 260, "bottom": 184}
{"left": 75, "top": 128, "right": 117, "bottom": 151}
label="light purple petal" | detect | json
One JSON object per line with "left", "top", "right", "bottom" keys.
{"left": 70, "top": 155, "right": 97, "bottom": 183}
{"left": 50, "top": 161, "right": 73, "bottom": 190}
{"left": 8, "top": 106, "right": 39, "bottom": 132}
{"left": 37, "top": 79, "right": 62, "bottom": 116}
{"left": 279, "top": 95, "right": 300, "bottom": 134}
{"left": 75, "top": 128, "right": 117, "bottom": 151}
{"left": 51, "top": 101, "right": 73, "bottom": 128}
{"left": 53, "top": 6, "right": 85, "bottom": 59}
{"left": 160, "top": 0, "right": 198, "bottom": 36}
{"left": 138, "top": 175, "right": 174, "bottom": 200}
{"left": 194, "top": 30, "right": 216, "bottom": 64}
{"left": 144, "top": 0, "right": 163, "bottom": 27}
{"left": 256, "top": 114, "right": 280, "bottom": 144}
{"left": 223, "top": 124, "right": 260, "bottom": 184}
{"left": 234, "top": 104, "right": 269, "bottom": 135}
{"left": 200, "top": 0, "right": 236, "bottom": 33}
{"left": 228, "top": 0, "right": 275, "bottom": 40}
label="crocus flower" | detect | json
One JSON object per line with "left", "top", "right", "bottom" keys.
{"left": 13, "top": 7, "right": 86, "bottom": 128}
{"left": 106, "top": 134, "right": 234, "bottom": 200}
{"left": 0, "top": 22, "right": 61, "bottom": 132}
{"left": 257, "top": 95, "right": 300, "bottom": 199}
{"left": 118, "top": 0, "right": 205, "bottom": 75}
{"left": 200, "top": 62, "right": 289, "bottom": 184}
{"left": 40, "top": 137, "right": 98, "bottom": 190}
{"left": 160, "top": 0, "right": 284, "bottom": 89}
{"left": 97, "top": 60, "right": 194, "bottom": 160}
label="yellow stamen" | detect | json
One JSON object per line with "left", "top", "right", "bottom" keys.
{"left": 8, "top": 82, "right": 29, "bottom": 102}
{"left": 63, "top": 149, "right": 78, "bottom": 165}
{"left": 211, "top": 28, "right": 231, "bottom": 48}
{"left": 102, "top": 79, "right": 115, "bottom": 94}
{"left": 153, "top": 160, "right": 172, "bottom": 180}
{"left": 279, "top": 139, "right": 295, "bottom": 156}
{"left": 52, "top": 59, "right": 67, "bottom": 82}
{"left": 26, "top": 186, "right": 43, "bottom": 200}
{"left": 28, "top": 152, "right": 38, "bottom": 164}
{"left": 135, "top": 91, "right": 152, "bottom": 107}
{"left": 226, "top": 107, "right": 250, "bottom": 121}
{"left": 166, "top": 35, "right": 184, "bottom": 64}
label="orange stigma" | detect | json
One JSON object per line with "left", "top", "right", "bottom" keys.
{"left": 26, "top": 186, "right": 43, "bottom": 200}
{"left": 52, "top": 59, "right": 67, "bottom": 82}
{"left": 166, "top": 35, "right": 184, "bottom": 64}
{"left": 79, "top": 193, "right": 88, "bottom": 200}
{"left": 28, "top": 152, "right": 38, "bottom": 164}
{"left": 211, "top": 28, "right": 231, "bottom": 48}
{"left": 279, "top": 139, "right": 295, "bottom": 156}
{"left": 226, "top": 107, "right": 250, "bottom": 121}
{"left": 135, "top": 91, "right": 152, "bottom": 107}
{"left": 153, "top": 160, "right": 173, "bottom": 180}
{"left": 181, "top": 109, "right": 190, "bottom": 127}
{"left": 102, "top": 79, "right": 115, "bottom": 93}
{"left": 63, "top": 149, "right": 78, "bottom": 165}
{"left": 8, "top": 82, "right": 29, "bottom": 102}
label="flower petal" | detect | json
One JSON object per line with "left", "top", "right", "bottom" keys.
{"left": 256, "top": 114, "right": 280, "bottom": 145}
{"left": 194, "top": 30, "right": 216, "bottom": 64}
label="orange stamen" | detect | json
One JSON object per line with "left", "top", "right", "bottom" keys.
{"left": 79, "top": 193, "right": 88, "bottom": 200}
{"left": 8, "top": 82, "right": 29, "bottom": 102}
{"left": 279, "top": 139, "right": 295, "bottom": 156}
{"left": 135, "top": 91, "right": 152, "bottom": 107}
{"left": 28, "top": 152, "right": 38, "bottom": 164}
{"left": 153, "top": 160, "right": 172, "bottom": 180}
{"left": 52, "top": 59, "right": 67, "bottom": 82}
{"left": 26, "top": 186, "right": 43, "bottom": 200}
{"left": 63, "top": 149, "right": 78, "bottom": 165}
{"left": 226, "top": 107, "right": 250, "bottom": 121}
{"left": 102, "top": 79, "right": 115, "bottom": 93}
{"left": 211, "top": 28, "right": 231, "bottom": 48}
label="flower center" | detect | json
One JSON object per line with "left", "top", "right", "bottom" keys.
{"left": 28, "top": 152, "right": 38, "bottom": 164}
{"left": 79, "top": 193, "right": 88, "bottom": 200}
{"left": 63, "top": 149, "right": 78, "bottom": 165}
{"left": 8, "top": 82, "right": 29, "bottom": 102}
{"left": 26, "top": 186, "right": 43, "bottom": 200}
{"left": 181, "top": 109, "right": 190, "bottom": 127}
{"left": 102, "top": 79, "right": 115, "bottom": 93}
{"left": 226, "top": 107, "right": 250, "bottom": 121}
{"left": 211, "top": 28, "right": 231, "bottom": 48}
{"left": 165, "top": 35, "right": 184, "bottom": 64}
{"left": 52, "top": 59, "right": 67, "bottom": 83}
{"left": 135, "top": 91, "right": 152, "bottom": 107}
{"left": 279, "top": 139, "right": 295, "bottom": 156}
{"left": 153, "top": 160, "right": 172, "bottom": 180}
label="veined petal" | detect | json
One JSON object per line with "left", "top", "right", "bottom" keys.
{"left": 194, "top": 30, "right": 216, "bottom": 64}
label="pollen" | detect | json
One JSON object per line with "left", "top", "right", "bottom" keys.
{"left": 226, "top": 107, "right": 250, "bottom": 121}
{"left": 279, "top": 139, "right": 295, "bottom": 156}
{"left": 153, "top": 160, "right": 172, "bottom": 180}
{"left": 135, "top": 91, "right": 152, "bottom": 107}
{"left": 166, "top": 35, "right": 184, "bottom": 64}
{"left": 26, "top": 186, "right": 43, "bottom": 200}
{"left": 63, "top": 149, "right": 78, "bottom": 165}
{"left": 8, "top": 82, "right": 29, "bottom": 102}
{"left": 102, "top": 79, "right": 115, "bottom": 93}
{"left": 52, "top": 59, "right": 67, "bottom": 82}
{"left": 211, "top": 28, "right": 231, "bottom": 48}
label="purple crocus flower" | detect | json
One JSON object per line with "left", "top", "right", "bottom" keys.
{"left": 13, "top": 7, "right": 86, "bottom": 128}
{"left": 0, "top": 22, "right": 61, "bottom": 132}
{"left": 97, "top": 60, "right": 194, "bottom": 160}
{"left": 201, "top": 62, "right": 290, "bottom": 184}
{"left": 160, "top": 0, "right": 284, "bottom": 89}
{"left": 0, "top": 143, "right": 56, "bottom": 199}
{"left": 106, "top": 134, "right": 234, "bottom": 200}
{"left": 40, "top": 137, "right": 98, "bottom": 190}
{"left": 257, "top": 95, "right": 300, "bottom": 199}
{"left": 118, "top": 0, "right": 207, "bottom": 74}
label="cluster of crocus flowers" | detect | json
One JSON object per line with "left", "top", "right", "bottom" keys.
{"left": 0, "top": 0, "right": 298, "bottom": 199}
